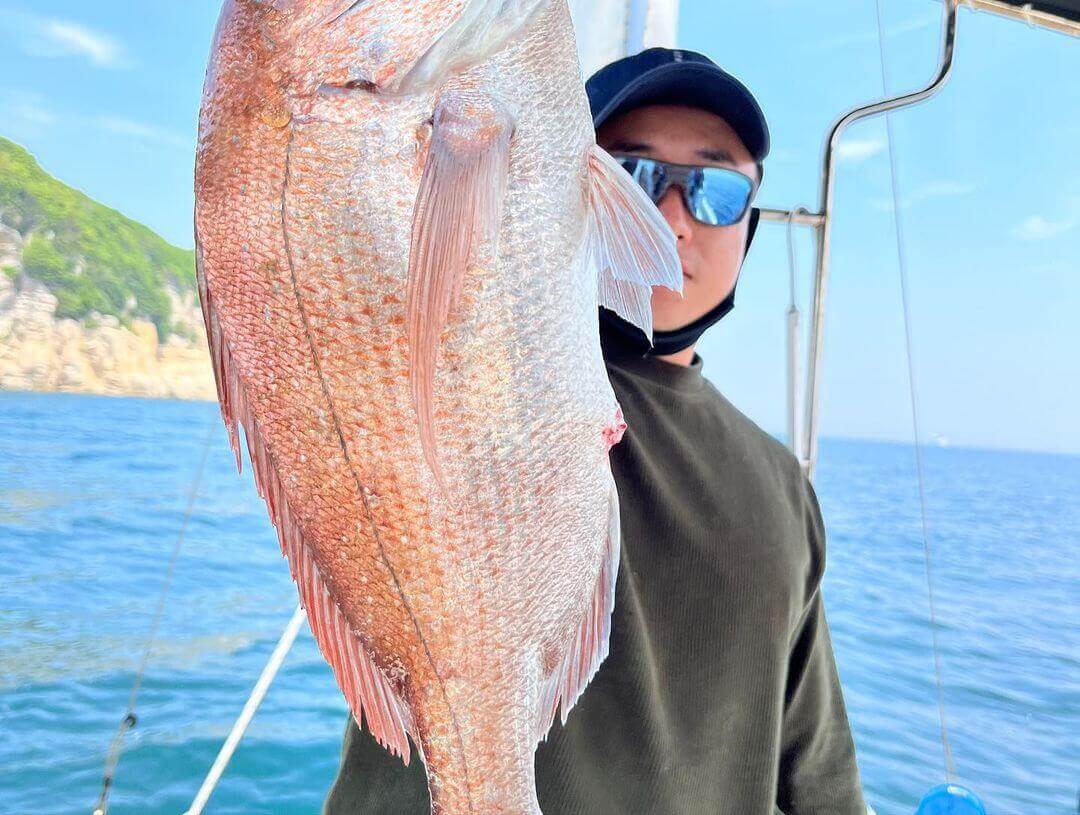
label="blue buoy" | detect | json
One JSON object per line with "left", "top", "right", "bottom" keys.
{"left": 914, "top": 784, "right": 986, "bottom": 815}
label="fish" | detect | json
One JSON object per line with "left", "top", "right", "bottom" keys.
{"left": 194, "top": 1, "right": 681, "bottom": 812}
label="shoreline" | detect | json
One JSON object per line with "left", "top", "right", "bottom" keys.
{"left": 0, "top": 387, "right": 217, "bottom": 404}
{"left": 1, "top": 277, "right": 216, "bottom": 402}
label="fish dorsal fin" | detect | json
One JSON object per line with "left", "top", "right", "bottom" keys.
{"left": 536, "top": 477, "right": 622, "bottom": 741}
{"left": 197, "top": 264, "right": 419, "bottom": 765}
{"left": 407, "top": 90, "right": 514, "bottom": 490}
{"left": 587, "top": 145, "right": 683, "bottom": 338}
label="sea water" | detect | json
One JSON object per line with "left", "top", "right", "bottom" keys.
{"left": 1, "top": 392, "right": 1077, "bottom": 814}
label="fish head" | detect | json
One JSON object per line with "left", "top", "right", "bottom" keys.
{"left": 199, "top": 0, "right": 437, "bottom": 150}
{"left": 199, "top": 0, "right": 565, "bottom": 264}
{"left": 208, "top": 0, "right": 552, "bottom": 104}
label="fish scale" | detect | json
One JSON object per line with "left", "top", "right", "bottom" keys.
{"left": 195, "top": 1, "right": 680, "bottom": 811}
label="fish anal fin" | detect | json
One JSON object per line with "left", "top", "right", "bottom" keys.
{"left": 406, "top": 90, "right": 513, "bottom": 490}
{"left": 536, "top": 479, "right": 622, "bottom": 742}
{"left": 198, "top": 276, "right": 418, "bottom": 765}
{"left": 587, "top": 144, "right": 683, "bottom": 337}
{"left": 197, "top": 240, "right": 242, "bottom": 471}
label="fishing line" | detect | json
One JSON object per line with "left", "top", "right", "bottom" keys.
{"left": 874, "top": 0, "right": 958, "bottom": 783}
{"left": 92, "top": 420, "right": 218, "bottom": 815}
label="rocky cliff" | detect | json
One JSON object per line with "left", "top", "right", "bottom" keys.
{"left": 0, "top": 139, "right": 215, "bottom": 401}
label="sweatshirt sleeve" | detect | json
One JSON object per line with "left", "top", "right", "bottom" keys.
{"left": 776, "top": 477, "right": 868, "bottom": 815}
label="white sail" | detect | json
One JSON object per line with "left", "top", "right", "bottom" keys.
{"left": 569, "top": 0, "right": 681, "bottom": 78}
{"left": 638, "top": 0, "right": 681, "bottom": 53}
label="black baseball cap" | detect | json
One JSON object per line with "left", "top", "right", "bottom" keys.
{"left": 586, "top": 47, "right": 770, "bottom": 165}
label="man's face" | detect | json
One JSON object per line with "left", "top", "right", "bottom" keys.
{"left": 597, "top": 104, "right": 758, "bottom": 332}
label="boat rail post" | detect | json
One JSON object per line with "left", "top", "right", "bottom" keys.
{"left": 756, "top": 206, "right": 824, "bottom": 464}
{"left": 801, "top": 0, "right": 960, "bottom": 481}
{"left": 183, "top": 605, "right": 308, "bottom": 815}
{"left": 785, "top": 209, "right": 809, "bottom": 461}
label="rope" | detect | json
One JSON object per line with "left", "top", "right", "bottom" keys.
{"left": 874, "top": 0, "right": 957, "bottom": 782}
{"left": 1021, "top": 2, "right": 1036, "bottom": 28}
{"left": 92, "top": 421, "right": 218, "bottom": 815}
{"left": 184, "top": 605, "right": 308, "bottom": 815}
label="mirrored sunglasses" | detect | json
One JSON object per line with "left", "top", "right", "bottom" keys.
{"left": 612, "top": 154, "right": 757, "bottom": 227}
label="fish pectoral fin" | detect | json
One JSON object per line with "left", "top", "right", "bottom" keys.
{"left": 407, "top": 90, "right": 514, "bottom": 490}
{"left": 587, "top": 145, "right": 683, "bottom": 339}
{"left": 536, "top": 478, "right": 623, "bottom": 742}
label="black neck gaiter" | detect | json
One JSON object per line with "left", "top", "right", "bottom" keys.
{"left": 599, "top": 207, "right": 760, "bottom": 357}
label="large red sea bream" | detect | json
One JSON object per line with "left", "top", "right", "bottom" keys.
{"left": 194, "top": 1, "right": 680, "bottom": 811}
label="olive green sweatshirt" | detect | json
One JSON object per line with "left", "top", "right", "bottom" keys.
{"left": 323, "top": 336, "right": 866, "bottom": 815}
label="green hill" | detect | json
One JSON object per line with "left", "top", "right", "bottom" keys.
{"left": 0, "top": 136, "right": 195, "bottom": 338}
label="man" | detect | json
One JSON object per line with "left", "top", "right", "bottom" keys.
{"left": 324, "top": 48, "right": 866, "bottom": 815}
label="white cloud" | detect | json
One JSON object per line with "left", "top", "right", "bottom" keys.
{"left": 95, "top": 117, "right": 191, "bottom": 150}
{"left": 765, "top": 146, "right": 798, "bottom": 163}
{"left": 38, "top": 19, "right": 122, "bottom": 67}
{"left": 870, "top": 180, "right": 978, "bottom": 211}
{"left": 0, "top": 11, "right": 128, "bottom": 69}
{"left": 811, "top": 13, "right": 938, "bottom": 52}
{"left": 0, "top": 90, "right": 190, "bottom": 152}
{"left": 1024, "top": 259, "right": 1073, "bottom": 277}
{"left": 1011, "top": 197, "right": 1080, "bottom": 241}
{"left": 836, "top": 138, "right": 886, "bottom": 164}
{"left": 0, "top": 90, "right": 58, "bottom": 127}
{"left": 903, "top": 180, "right": 977, "bottom": 206}
{"left": 1012, "top": 214, "right": 1077, "bottom": 241}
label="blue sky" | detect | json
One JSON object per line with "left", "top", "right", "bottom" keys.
{"left": 2, "top": 0, "right": 1077, "bottom": 454}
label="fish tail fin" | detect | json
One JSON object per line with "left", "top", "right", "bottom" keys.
{"left": 536, "top": 476, "right": 622, "bottom": 740}
{"left": 587, "top": 144, "right": 683, "bottom": 339}
{"left": 406, "top": 90, "right": 514, "bottom": 490}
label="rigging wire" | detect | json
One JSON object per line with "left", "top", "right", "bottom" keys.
{"left": 874, "top": 0, "right": 958, "bottom": 782}
{"left": 92, "top": 420, "right": 218, "bottom": 815}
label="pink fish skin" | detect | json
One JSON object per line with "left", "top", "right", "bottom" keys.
{"left": 195, "top": 1, "right": 679, "bottom": 812}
